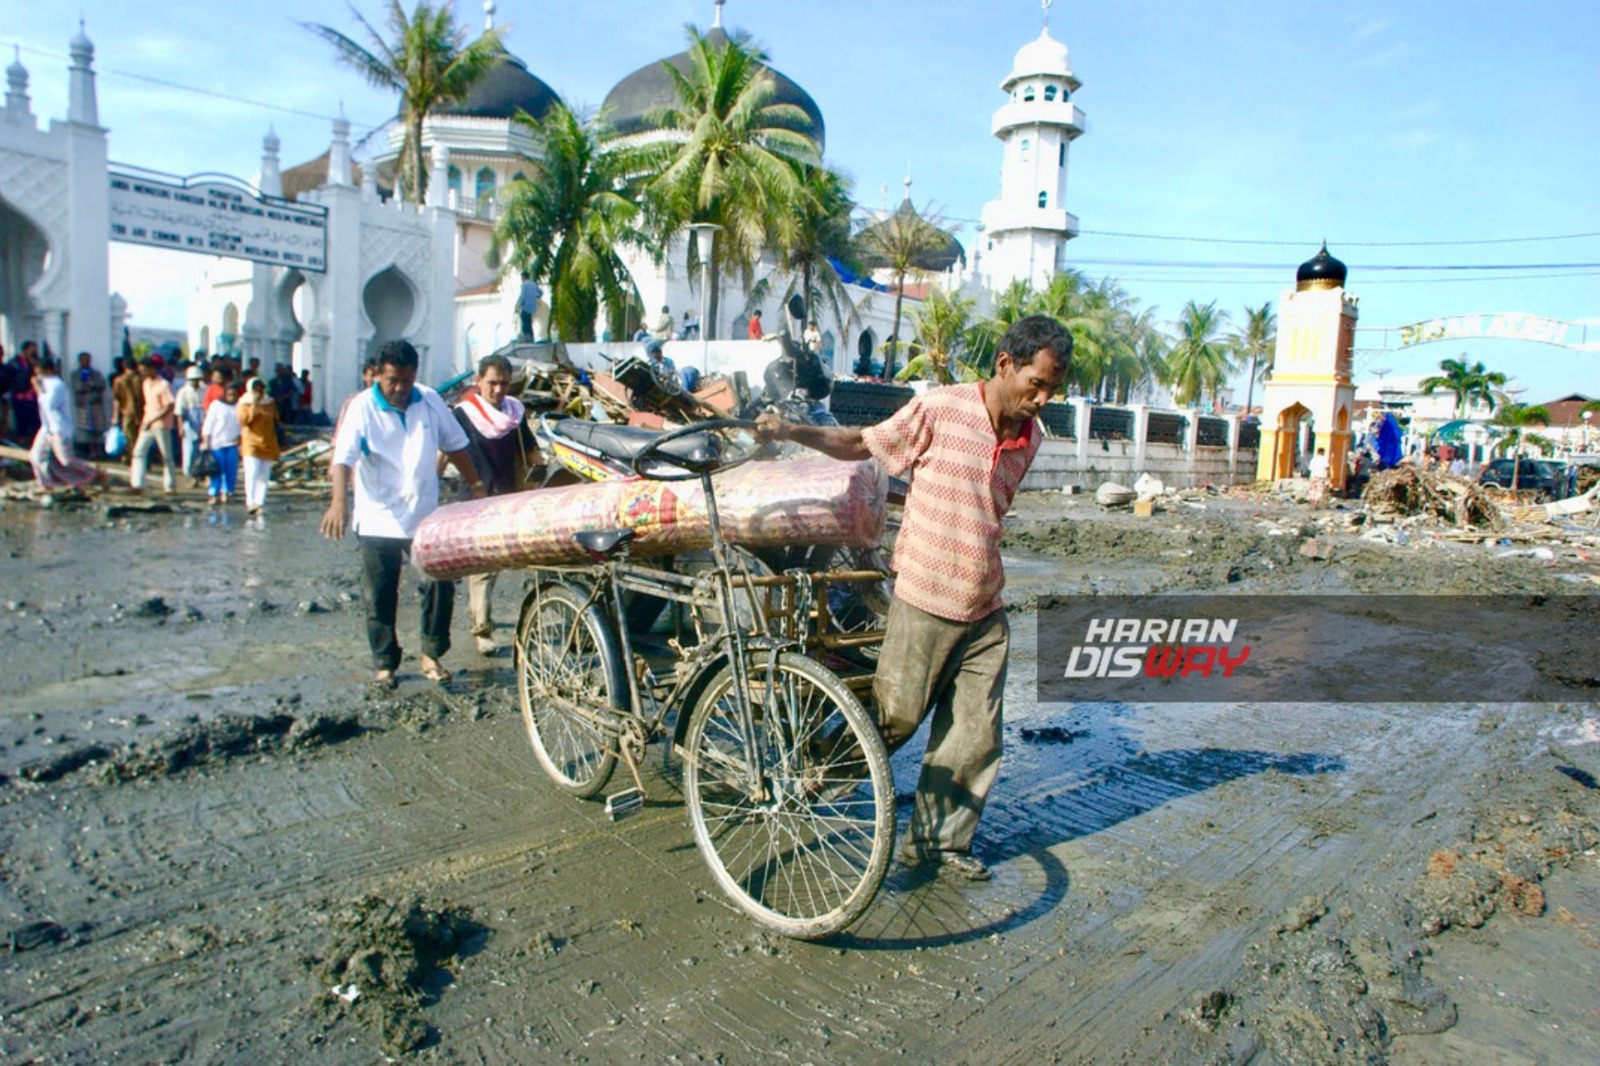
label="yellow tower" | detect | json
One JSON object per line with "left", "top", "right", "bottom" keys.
{"left": 1255, "top": 246, "right": 1358, "bottom": 489}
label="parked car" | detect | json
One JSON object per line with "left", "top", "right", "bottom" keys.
{"left": 1477, "top": 458, "right": 1568, "bottom": 500}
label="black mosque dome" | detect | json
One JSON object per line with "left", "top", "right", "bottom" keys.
{"left": 435, "top": 55, "right": 561, "bottom": 122}
{"left": 1296, "top": 243, "right": 1348, "bottom": 290}
{"left": 601, "top": 27, "right": 825, "bottom": 150}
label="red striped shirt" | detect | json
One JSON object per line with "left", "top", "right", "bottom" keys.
{"left": 862, "top": 383, "right": 1040, "bottom": 621}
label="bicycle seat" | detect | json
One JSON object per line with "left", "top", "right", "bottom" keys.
{"left": 552, "top": 418, "right": 721, "bottom": 471}
{"left": 573, "top": 527, "right": 636, "bottom": 558}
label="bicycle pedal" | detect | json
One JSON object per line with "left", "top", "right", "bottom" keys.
{"left": 604, "top": 788, "right": 645, "bottom": 821}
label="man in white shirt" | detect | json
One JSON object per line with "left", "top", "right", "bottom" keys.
{"left": 320, "top": 341, "right": 485, "bottom": 687}
{"left": 175, "top": 365, "right": 207, "bottom": 487}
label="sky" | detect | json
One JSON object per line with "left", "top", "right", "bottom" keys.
{"left": 7, "top": 0, "right": 1599, "bottom": 403}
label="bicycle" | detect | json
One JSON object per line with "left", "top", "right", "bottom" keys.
{"left": 513, "top": 419, "right": 896, "bottom": 939}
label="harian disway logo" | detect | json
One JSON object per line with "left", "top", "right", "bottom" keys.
{"left": 1062, "top": 617, "right": 1252, "bottom": 679}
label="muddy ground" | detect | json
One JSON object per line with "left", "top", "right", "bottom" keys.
{"left": 1, "top": 482, "right": 1598, "bottom": 1064}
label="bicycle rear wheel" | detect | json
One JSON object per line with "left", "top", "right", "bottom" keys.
{"left": 515, "top": 581, "right": 623, "bottom": 798}
{"left": 683, "top": 652, "right": 894, "bottom": 939}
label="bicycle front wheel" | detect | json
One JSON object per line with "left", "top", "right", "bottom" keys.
{"left": 515, "top": 580, "right": 623, "bottom": 798}
{"left": 683, "top": 652, "right": 894, "bottom": 939}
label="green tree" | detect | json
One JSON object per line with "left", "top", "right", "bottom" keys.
{"left": 1229, "top": 302, "right": 1276, "bottom": 416}
{"left": 963, "top": 278, "right": 1034, "bottom": 376}
{"left": 305, "top": 1, "right": 503, "bottom": 205}
{"left": 635, "top": 27, "right": 819, "bottom": 339}
{"left": 1163, "top": 300, "right": 1232, "bottom": 408}
{"left": 750, "top": 162, "right": 865, "bottom": 344}
{"left": 1492, "top": 402, "right": 1552, "bottom": 492}
{"left": 494, "top": 104, "right": 642, "bottom": 343}
{"left": 1419, "top": 356, "right": 1507, "bottom": 418}
{"left": 855, "top": 199, "right": 953, "bottom": 378}
{"left": 897, "top": 289, "right": 979, "bottom": 385}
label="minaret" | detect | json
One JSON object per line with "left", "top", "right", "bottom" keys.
{"left": 5, "top": 47, "right": 33, "bottom": 127}
{"left": 979, "top": 0, "right": 1085, "bottom": 293}
{"left": 67, "top": 20, "right": 99, "bottom": 126}
{"left": 258, "top": 127, "right": 283, "bottom": 197}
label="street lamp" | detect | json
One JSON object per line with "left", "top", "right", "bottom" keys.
{"left": 688, "top": 223, "right": 721, "bottom": 373}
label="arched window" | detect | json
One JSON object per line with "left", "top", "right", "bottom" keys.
{"left": 447, "top": 165, "right": 462, "bottom": 195}
{"left": 1059, "top": 143, "right": 1066, "bottom": 167}
{"left": 1038, "top": 191, "right": 1049, "bottom": 208}
{"left": 1019, "top": 138, "right": 1031, "bottom": 162}
{"left": 512, "top": 171, "right": 528, "bottom": 185}
{"left": 1022, "top": 85, "right": 1036, "bottom": 102}
{"left": 1044, "top": 85, "right": 1058, "bottom": 102}
{"left": 475, "top": 167, "right": 496, "bottom": 201}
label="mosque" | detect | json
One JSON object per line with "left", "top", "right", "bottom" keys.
{"left": 0, "top": 3, "right": 1085, "bottom": 406}
{"left": 183, "top": 0, "right": 1086, "bottom": 395}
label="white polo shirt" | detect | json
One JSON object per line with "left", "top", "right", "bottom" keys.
{"left": 332, "top": 383, "right": 470, "bottom": 539}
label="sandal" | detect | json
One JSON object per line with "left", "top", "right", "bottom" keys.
{"left": 419, "top": 660, "right": 453, "bottom": 683}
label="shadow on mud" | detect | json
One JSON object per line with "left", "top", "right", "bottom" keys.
{"left": 838, "top": 702, "right": 1344, "bottom": 950}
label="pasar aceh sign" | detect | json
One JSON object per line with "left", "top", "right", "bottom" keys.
{"left": 108, "top": 167, "right": 327, "bottom": 272}
{"left": 1397, "top": 312, "right": 1571, "bottom": 348}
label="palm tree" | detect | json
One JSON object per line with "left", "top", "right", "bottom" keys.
{"left": 305, "top": 1, "right": 503, "bottom": 205}
{"left": 963, "top": 278, "right": 1034, "bottom": 376}
{"left": 1492, "top": 402, "right": 1552, "bottom": 492}
{"left": 750, "top": 162, "right": 864, "bottom": 344}
{"left": 1163, "top": 301, "right": 1232, "bottom": 408}
{"left": 897, "top": 289, "right": 978, "bottom": 385}
{"left": 494, "top": 104, "right": 642, "bottom": 342}
{"left": 635, "top": 27, "right": 819, "bottom": 339}
{"left": 855, "top": 199, "right": 954, "bottom": 378}
{"left": 1229, "top": 302, "right": 1276, "bottom": 416}
{"left": 1419, "top": 357, "right": 1507, "bottom": 417}
{"left": 1028, "top": 271, "right": 1107, "bottom": 395}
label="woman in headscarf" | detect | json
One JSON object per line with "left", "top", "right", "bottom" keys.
{"left": 236, "top": 376, "right": 281, "bottom": 516}
{"left": 200, "top": 379, "right": 242, "bottom": 505}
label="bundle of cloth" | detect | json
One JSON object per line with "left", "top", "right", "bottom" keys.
{"left": 412, "top": 456, "right": 887, "bottom": 580}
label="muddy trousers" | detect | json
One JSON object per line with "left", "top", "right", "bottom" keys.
{"left": 359, "top": 535, "right": 454, "bottom": 671}
{"left": 871, "top": 597, "right": 1009, "bottom": 854}
{"left": 466, "top": 571, "right": 498, "bottom": 637}
{"left": 130, "top": 427, "right": 176, "bottom": 491}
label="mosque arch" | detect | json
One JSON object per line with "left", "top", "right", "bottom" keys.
{"left": 1044, "top": 84, "right": 1057, "bottom": 102}
{"left": 274, "top": 269, "right": 312, "bottom": 370}
{"left": 198, "top": 325, "right": 210, "bottom": 355}
{"left": 855, "top": 327, "right": 877, "bottom": 374}
{"left": 1022, "top": 85, "right": 1035, "bottom": 102}
{"left": 1019, "top": 138, "right": 1031, "bottom": 162}
{"left": 220, "top": 302, "right": 241, "bottom": 356}
{"left": 361, "top": 264, "right": 420, "bottom": 364}
{"left": 447, "top": 165, "right": 463, "bottom": 196}
{"left": 475, "top": 167, "right": 496, "bottom": 202}
{"left": 0, "top": 193, "right": 54, "bottom": 353}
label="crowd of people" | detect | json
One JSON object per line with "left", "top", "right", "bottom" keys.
{"left": 0, "top": 338, "right": 322, "bottom": 514}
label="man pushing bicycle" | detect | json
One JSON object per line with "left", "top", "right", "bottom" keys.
{"left": 756, "top": 315, "right": 1071, "bottom": 880}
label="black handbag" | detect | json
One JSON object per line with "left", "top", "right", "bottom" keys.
{"left": 196, "top": 448, "right": 221, "bottom": 478}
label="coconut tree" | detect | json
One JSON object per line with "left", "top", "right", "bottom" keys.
{"left": 1027, "top": 271, "right": 1109, "bottom": 395}
{"left": 1229, "top": 302, "right": 1276, "bottom": 416}
{"left": 855, "top": 199, "right": 955, "bottom": 378}
{"left": 1492, "top": 401, "right": 1552, "bottom": 492}
{"left": 749, "top": 161, "right": 865, "bottom": 344}
{"left": 1163, "top": 300, "right": 1233, "bottom": 408}
{"left": 493, "top": 104, "right": 642, "bottom": 343}
{"left": 963, "top": 278, "right": 1034, "bottom": 376}
{"left": 635, "top": 27, "right": 819, "bottom": 339}
{"left": 304, "top": 1, "right": 503, "bottom": 205}
{"left": 897, "top": 289, "right": 979, "bottom": 385}
{"left": 1419, "top": 356, "right": 1507, "bottom": 418}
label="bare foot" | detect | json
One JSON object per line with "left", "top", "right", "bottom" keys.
{"left": 419, "top": 657, "right": 453, "bottom": 683}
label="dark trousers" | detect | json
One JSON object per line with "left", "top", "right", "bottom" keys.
{"left": 359, "top": 535, "right": 454, "bottom": 670}
{"left": 519, "top": 311, "right": 533, "bottom": 340}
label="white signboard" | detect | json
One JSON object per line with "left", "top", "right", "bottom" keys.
{"left": 108, "top": 168, "right": 327, "bottom": 272}
{"left": 1397, "top": 312, "right": 1571, "bottom": 349}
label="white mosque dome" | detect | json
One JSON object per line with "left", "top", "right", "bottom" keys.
{"left": 1003, "top": 28, "right": 1076, "bottom": 88}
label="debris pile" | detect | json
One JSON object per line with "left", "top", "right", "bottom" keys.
{"left": 1362, "top": 467, "right": 1501, "bottom": 529}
